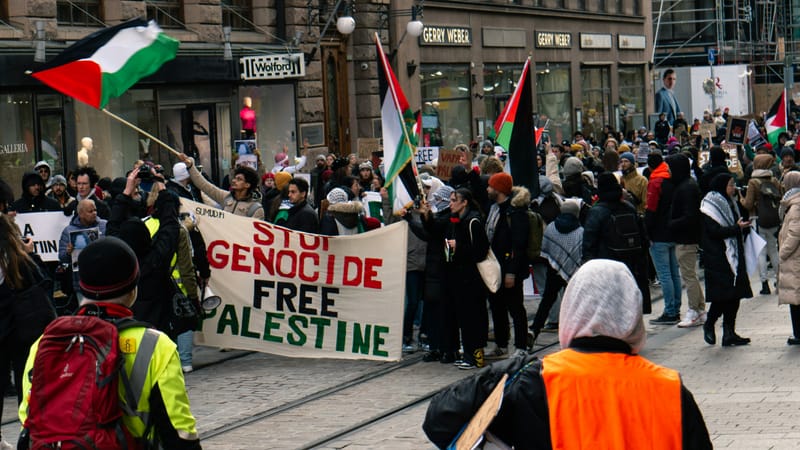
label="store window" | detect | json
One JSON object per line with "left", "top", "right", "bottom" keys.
{"left": 618, "top": 65, "right": 646, "bottom": 138}
{"left": 0, "top": 93, "right": 36, "bottom": 198}
{"left": 56, "top": 0, "right": 103, "bottom": 26}
{"left": 73, "top": 89, "right": 156, "bottom": 181}
{"left": 535, "top": 63, "right": 572, "bottom": 145}
{"left": 222, "top": 0, "right": 253, "bottom": 31}
{"left": 580, "top": 66, "right": 611, "bottom": 143}
{"left": 420, "top": 65, "right": 472, "bottom": 148}
{"left": 483, "top": 64, "right": 525, "bottom": 133}
{"left": 147, "top": 0, "right": 183, "bottom": 28}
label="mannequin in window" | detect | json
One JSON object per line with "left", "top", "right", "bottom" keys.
{"left": 77, "top": 137, "right": 93, "bottom": 168}
{"left": 240, "top": 96, "right": 256, "bottom": 139}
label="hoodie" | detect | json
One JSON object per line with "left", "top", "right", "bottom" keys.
{"left": 666, "top": 154, "right": 702, "bottom": 244}
{"left": 10, "top": 172, "right": 61, "bottom": 213}
{"left": 644, "top": 162, "right": 675, "bottom": 242}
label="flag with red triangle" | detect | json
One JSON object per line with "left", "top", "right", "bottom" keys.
{"left": 376, "top": 33, "right": 421, "bottom": 213}
{"left": 765, "top": 90, "right": 786, "bottom": 147}
{"left": 493, "top": 59, "right": 539, "bottom": 197}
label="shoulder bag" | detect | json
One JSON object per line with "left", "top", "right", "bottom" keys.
{"left": 468, "top": 218, "right": 502, "bottom": 293}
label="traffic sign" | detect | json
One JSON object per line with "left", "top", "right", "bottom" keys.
{"left": 708, "top": 48, "right": 716, "bottom": 65}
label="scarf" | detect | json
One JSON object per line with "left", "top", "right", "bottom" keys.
{"left": 485, "top": 202, "right": 502, "bottom": 242}
{"left": 780, "top": 187, "right": 800, "bottom": 220}
{"left": 541, "top": 219, "right": 583, "bottom": 281}
{"left": 700, "top": 191, "right": 738, "bottom": 284}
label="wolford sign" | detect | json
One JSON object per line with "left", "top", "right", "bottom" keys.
{"left": 240, "top": 53, "right": 306, "bottom": 80}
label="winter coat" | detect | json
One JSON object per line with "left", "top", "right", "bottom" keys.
{"left": 488, "top": 186, "right": 531, "bottom": 279}
{"left": 10, "top": 172, "right": 62, "bottom": 213}
{"left": 583, "top": 200, "right": 651, "bottom": 313}
{"left": 58, "top": 215, "right": 108, "bottom": 265}
{"left": 444, "top": 209, "right": 489, "bottom": 295}
{"left": 423, "top": 337, "right": 712, "bottom": 450}
{"left": 778, "top": 191, "right": 800, "bottom": 305}
{"left": 187, "top": 164, "right": 264, "bottom": 219}
{"left": 276, "top": 200, "right": 320, "bottom": 234}
{"left": 700, "top": 199, "right": 753, "bottom": 303}
{"left": 645, "top": 162, "right": 675, "bottom": 242}
{"left": 621, "top": 169, "right": 648, "bottom": 214}
{"left": 667, "top": 156, "right": 703, "bottom": 245}
{"left": 422, "top": 209, "right": 449, "bottom": 302}
{"left": 699, "top": 165, "right": 729, "bottom": 195}
{"left": 107, "top": 192, "right": 180, "bottom": 332}
{"left": 320, "top": 201, "right": 364, "bottom": 236}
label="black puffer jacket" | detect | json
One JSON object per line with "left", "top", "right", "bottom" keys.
{"left": 667, "top": 155, "right": 703, "bottom": 245}
{"left": 10, "top": 172, "right": 61, "bottom": 213}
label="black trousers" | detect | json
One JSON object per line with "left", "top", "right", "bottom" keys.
{"left": 790, "top": 304, "right": 800, "bottom": 338}
{"left": 706, "top": 299, "right": 741, "bottom": 327}
{"left": 531, "top": 265, "right": 567, "bottom": 335}
{"left": 488, "top": 278, "right": 528, "bottom": 349}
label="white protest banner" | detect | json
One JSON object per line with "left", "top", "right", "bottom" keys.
{"left": 13, "top": 212, "right": 71, "bottom": 262}
{"left": 182, "top": 199, "right": 407, "bottom": 361}
{"left": 415, "top": 146, "right": 439, "bottom": 166}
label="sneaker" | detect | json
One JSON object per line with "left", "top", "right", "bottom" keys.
{"left": 542, "top": 322, "right": 559, "bottom": 332}
{"left": 422, "top": 351, "right": 441, "bottom": 362}
{"left": 473, "top": 348, "right": 485, "bottom": 368}
{"left": 696, "top": 311, "right": 707, "bottom": 325}
{"left": 511, "top": 348, "right": 528, "bottom": 358}
{"left": 485, "top": 345, "right": 507, "bottom": 359}
{"left": 182, "top": 365, "right": 194, "bottom": 374}
{"left": 649, "top": 313, "right": 680, "bottom": 325}
{"left": 402, "top": 343, "right": 418, "bottom": 353}
{"left": 456, "top": 361, "right": 478, "bottom": 370}
{"left": 677, "top": 309, "right": 703, "bottom": 328}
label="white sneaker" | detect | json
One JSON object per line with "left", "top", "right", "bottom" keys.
{"left": 696, "top": 310, "right": 707, "bottom": 325}
{"left": 182, "top": 365, "right": 194, "bottom": 373}
{"left": 677, "top": 309, "right": 702, "bottom": 328}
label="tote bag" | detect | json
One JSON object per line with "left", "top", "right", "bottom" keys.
{"left": 469, "top": 219, "right": 502, "bottom": 293}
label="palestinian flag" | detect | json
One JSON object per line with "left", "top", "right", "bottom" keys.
{"left": 493, "top": 59, "right": 539, "bottom": 197}
{"left": 31, "top": 19, "right": 179, "bottom": 109}
{"left": 376, "top": 33, "right": 421, "bottom": 213}
{"left": 765, "top": 90, "right": 786, "bottom": 147}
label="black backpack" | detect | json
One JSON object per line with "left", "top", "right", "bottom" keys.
{"left": 604, "top": 205, "right": 643, "bottom": 261}
{"left": 756, "top": 179, "right": 782, "bottom": 228}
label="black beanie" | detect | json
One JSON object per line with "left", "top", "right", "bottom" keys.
{"left": 647, "top": 152, "right": 663, "bottom": 170}
{"left": 597, "top": 172, "right": 622, "bottom": 202}
{"left": 78, "top": 237, "right": 140, "bottom": 300}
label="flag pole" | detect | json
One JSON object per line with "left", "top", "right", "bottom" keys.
{"left": 101, "top": 108, "right": 182, "bottom": 157}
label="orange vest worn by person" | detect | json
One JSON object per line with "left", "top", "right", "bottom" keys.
{"left": 542, "top": 349, "right": 682, "bottom": 449}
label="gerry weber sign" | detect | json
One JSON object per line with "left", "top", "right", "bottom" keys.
{"left": 240, "top": 53, "right": 306, "bottom": 80}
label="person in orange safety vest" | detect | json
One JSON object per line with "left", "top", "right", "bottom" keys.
{"left": 423, "top": 259, "right": 712, "bottom": 450}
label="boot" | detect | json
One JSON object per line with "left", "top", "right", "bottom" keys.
{"left": 722, "top": 325, "right": 751, "bottom": 346}
{"left": 703, "top": 320, "right": 716, "bottom": 345}
{"left": 760, "top": 281, "right": 771, "bottom": 295}
{"left": 473, "top": 348, "right": 485, "bottom": 369}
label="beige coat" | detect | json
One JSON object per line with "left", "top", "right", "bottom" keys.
{"left": 778, "top": 191, "right": 800, "bottom": 305}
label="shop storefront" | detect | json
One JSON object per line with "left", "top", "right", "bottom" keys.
{"left": 412, "top": 6, "right": 650, "bottom": 150}
{"left": 0, "top": 53, "right": 302, "bottom": 197}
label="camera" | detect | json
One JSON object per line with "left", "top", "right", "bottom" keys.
{"left": 137, "top": 162, "right": 154, "bottom": 180}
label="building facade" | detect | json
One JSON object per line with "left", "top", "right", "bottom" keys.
{"left": 0, "top": 0, "right": 651, "bottom": 197}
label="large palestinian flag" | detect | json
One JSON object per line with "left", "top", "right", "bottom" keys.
{"left": 493, "top": 59, "right": 539, "bottom": 197}
{"left": 765, "top": 90, "right": 787, "bottom": 147}
{"left": 31, "top": 19, "right": 179, "bottom": 109}
{"left": 376, "top": 33, "right": 421, "bottom": 213}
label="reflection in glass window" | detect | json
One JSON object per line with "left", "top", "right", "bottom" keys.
{"left": 536, "top": 63, "right": 572, "bottom": 145}
{"left": 619, "top": 65, "right": 645, "bottom": 138}
{"left": 0, "top": 94, "right": 35, "bottom": 198}
{"left": 222, "top": 0, "right": 254, "bottom": 31}
{"left": 580, "top": 66, "right": 611, "bottom": 143}
{"left": 420, "top": 65, "right": 472, "bottom": 149}
{"left": 483, "top": 64, "right": 524, "bottom": 132}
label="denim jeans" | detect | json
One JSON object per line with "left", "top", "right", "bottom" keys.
{"left": 650, "top": 241, "right": 682, "bottom": 316}
{"left": 757, "top": 225, "right": 779, "bottom": 282}
{"left": 177, "top": 331, "right": 193, "bottom": 367}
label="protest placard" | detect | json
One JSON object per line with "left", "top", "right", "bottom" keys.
{"left": 13, "top": 212, "right": 72, "bottom": 262}
{"left": 436, "top": 148, "right": 462, "bottom": 181}
{"left": 182, "top": 199, "right": 407, "bottom": 361}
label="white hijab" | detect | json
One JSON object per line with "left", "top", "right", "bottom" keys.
{"left": 559, "top": 260, "right": 646, "bottom": 354}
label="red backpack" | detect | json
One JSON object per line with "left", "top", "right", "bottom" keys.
{"left": 22, "top": 315, "right": 147, "bottom": 450}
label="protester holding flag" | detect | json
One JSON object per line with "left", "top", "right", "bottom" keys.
{"left": 444, "top": 188, "right": 490, "bottom": 370}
